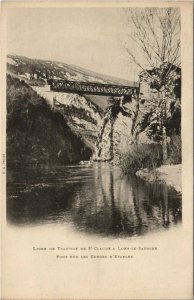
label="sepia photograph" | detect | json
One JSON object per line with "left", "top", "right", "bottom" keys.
{"left": 1, "top": 1, "right": 193, "bottom": 299}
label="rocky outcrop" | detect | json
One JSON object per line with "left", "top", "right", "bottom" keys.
{"left": 93, "top": 96, "right": 136, "bottom": 163}
{"left": 94, "top": 64, "right": 181, "bottom": 164}
{"left": 137, "top": 65, "right": 181, "bottom": 143}
{"left": 32, "top": 86, "right": 103, "bottom": 150}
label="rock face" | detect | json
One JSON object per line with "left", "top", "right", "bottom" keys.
{"left": 94, "top": 64, "right": 181, "bottom": 164}
{"left": 137, "top": 65, "right": 181, "bottom": 143}
{"left": 93, "top": 100, "right": 135, "bottom": 163}
{"left": 32, "top": 86, "right": 103, "bottom": 150}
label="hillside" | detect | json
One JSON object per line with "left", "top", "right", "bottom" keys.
{"left": 7, "top": 54, "right": 137, "bottom": 86}
{"left": 7, "top": 54, "right": 138, "bottom": 110}
{"left": 7, "top": 54, "right": 106, "bottom": 151}
{"left": 7, "top": 75, "right": 92, "bottom": 169}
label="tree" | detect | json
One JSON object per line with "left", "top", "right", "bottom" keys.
{"left": 125, "top": 8, "right": 181, "bottom": 163}
{"left": 125, "top": 8, "right": 180, "bottom": 72}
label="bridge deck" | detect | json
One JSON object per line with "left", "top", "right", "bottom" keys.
{"left": 49, "top": 79, "right": 139, "bottom": 97}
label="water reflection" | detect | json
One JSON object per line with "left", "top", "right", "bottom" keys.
{"left": 7, "top": 165, "right": 181, "bottom": 237}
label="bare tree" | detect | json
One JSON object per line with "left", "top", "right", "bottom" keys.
{"left": 126, "top": 8, "right": 180, "bottom": 72}
{"left": 125, "top": 8, "right": 181, "bottom": 163}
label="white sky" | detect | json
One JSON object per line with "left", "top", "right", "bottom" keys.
{"left": 6, "top": 7, "right": 139, "bottom": 81}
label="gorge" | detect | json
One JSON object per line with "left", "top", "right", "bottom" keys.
{"left": 6, "top": 54, "right": 182, "bottom": 238}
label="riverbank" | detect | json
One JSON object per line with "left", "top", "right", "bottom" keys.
{"left": 136, "top": 164, "right": 181, "bottom": 193}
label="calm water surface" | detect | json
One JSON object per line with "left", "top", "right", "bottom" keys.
{"left": 7, "top": 164, "right": 182, "bottom": 237}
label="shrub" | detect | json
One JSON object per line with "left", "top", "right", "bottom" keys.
{"left": 167, "top": 134, "right": 181, "bottom": 164}
{"left": 120, "top": 143, "right": 163, "bottom": 174}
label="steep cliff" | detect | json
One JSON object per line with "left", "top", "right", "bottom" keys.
{"left": 94, "top": 64, "right": 181, "bottom": 164}
{"left": 32, "top": 86, "right": 103, "bottom": 150}
{"left": 93, "top": 97, "right": 135, "bottom": 163}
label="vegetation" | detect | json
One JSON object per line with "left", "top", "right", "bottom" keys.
{"left": 120, "top": 143, "right": 163, "bottom": 174}
{"left": 120, "top": 133, "right": 181, "bottom": 175}
{"left": 7, "top": 75, "right": 92, "bottom": 169}
{"left": 167, "top": 134, "right": 181, "bottom": 165}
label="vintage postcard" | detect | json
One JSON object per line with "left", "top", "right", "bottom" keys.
{"left": 1, "top": 1, "right": 193, "bottom": 299}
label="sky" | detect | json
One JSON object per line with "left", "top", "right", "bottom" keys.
{"left": 6, "top": 7, "right": 139, "bottom": 81}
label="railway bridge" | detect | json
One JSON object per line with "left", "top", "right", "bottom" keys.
{"left": 48, "top": 79, "right": 139, "bottom": 98}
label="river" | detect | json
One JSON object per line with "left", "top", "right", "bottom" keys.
{"left": 7, "top": 163, "right": 181, "bottom": 238}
